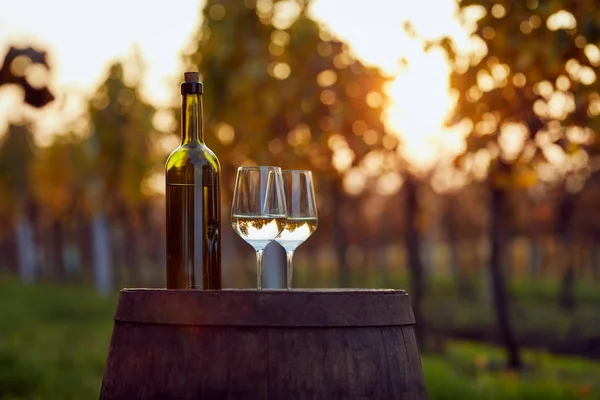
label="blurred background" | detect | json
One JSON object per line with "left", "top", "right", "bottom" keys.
{"left": 1, "top": 0, "right": 599, "bottom": 398}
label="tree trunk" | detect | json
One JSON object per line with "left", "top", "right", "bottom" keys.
{"left": 592, "top": 236, "right": 600, "bottom": 281}
{"left": 0, "top": 234, "right": 19, "bottom": 275}
{"left": 263, "top": 241, "right": 286, "bottom": 288}
{"left": 16, "top": 214, "right": 36, "bottom": 283}
{"left": 110, "top": 223, "right": 125, "bottom": 286}
{"left": 448, "top": 239, "right": 460, "bottom": 282}
{"left": 480, "top": 237, "right": 492, "bottom": 303}
{"left": 331, "top": 177, "right": 349, "bottom": 287}
{"left": 421, "top": 236, "right": 434, "bottom": 279}
{"left": 528, "top": 238, "right": 542, "bottom": 280}
{"left": 232, "top": 229, "right": 251, "bottom": 287}
{"left": 404, "top": 175, "right": 425, "bottom": 349}
{"left": 557, "top": 193, "right": 575, "bottom": 311}
{"left": 558, "top": 251, "right": 576, "bottom": 310}
{"left": 489, "top": 185, "right": 521, "bottom": 369}
{"left": 359, "top": 221, "right": 375, "bottom": 286}
{"left": 77, "top": 213, "right": 93, "bottom": 283}
{"left": 221, "top": 213, "right": 237, "bottom": 287}
{"left": 63, "top": 238, "right": 81, "bottom": 282}
{"left": 378, "top": 244, "right": 390, "bottom": 287}
{"left": 449, "top": 239, "right": 474, "bottom": 299}
{"left": 140, "top": 204, "right": 162, "bottom": 275}
{"left": 1, "top": 226, "right": 18, "bottom": 274}
{"left": 422, "top": 196, "right": 439, "bottom": 279}
{"left": 304, "top": 236, "right": 319, "bottom": 287}
{"left": 444, "top": 197, "right": 473, "bottom": 298}
{"left": 124, "top": 216, "right": 142, "bottom": 286}
{"left": 92, "top": 210, "right": 113, "bottom": 295}
{"left": 504, "top": 239, "right": 513, "bottom": 283}
{"left": 50, "top": 219, "right": 65, "bottom": 281}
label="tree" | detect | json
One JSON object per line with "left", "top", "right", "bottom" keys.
{"left": 185, "top": 0, "right": 392, "bottom": 287}
{"left": 31, "top": 132, "right": 88, "bottom": 280}
{"left": 0, "top": 46, "right": 54, "bottom": 108}
{"left": 436, "top": 0, "right": 600, "bottom": 368}
{"left": 86, "top": 60, "right": 158, "bottom": 292}
{"left": 0, "top": 123, "right": 38, "bottom": 283}
{"left": 0, "top": 45, "right": 55, "bottom": 283}
{"left": 402, "top": 174, "right": 426, "bottom": 345}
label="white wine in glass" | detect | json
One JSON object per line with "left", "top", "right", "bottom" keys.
{"left": 231, "top": 215, "right": 286, "bottom": 250}
{"left": 231, "top": 166, "right": 287, "bottom": 289}
{"left": 276, "top": 217, "right": 318, "bottom": 251}
{"left": 275, "top": 170, "right": 318, "bottom": 289}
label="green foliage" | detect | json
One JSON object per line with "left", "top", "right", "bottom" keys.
{"left": 0, "top": 56, "right": 161, "bottom": 242}
{"left": 428, "top": 0, "right": 600, "bottom": 368}
{"left": 87, "top": 62, "right": 159, "bottom": 214}
{"left": 185, "top": 0, "right": 393, "bottom": 199}
{"left": 31, "top": 133, "right": 89, "bottom": 221}
{"left": 441, "top": 0, "right": 600, "bottom": 187}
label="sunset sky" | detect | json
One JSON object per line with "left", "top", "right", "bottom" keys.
{"left": 0, "top": 0, "right": 472, "bottom": 168}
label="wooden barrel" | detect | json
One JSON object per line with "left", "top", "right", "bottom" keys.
{"left": 100, "top": 289, "right": 427, "bottom": 399}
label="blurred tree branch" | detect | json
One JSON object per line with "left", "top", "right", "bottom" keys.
{"left": 0, "top": 46, "right": 54, "bottom": 108}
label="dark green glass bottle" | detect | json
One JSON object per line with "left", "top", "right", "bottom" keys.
{"left": 165, "top": 72, "right": 221, "bottom": 289}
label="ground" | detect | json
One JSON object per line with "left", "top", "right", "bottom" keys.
{"left": 0, "top": 276, "right": 598, "bottom": 399}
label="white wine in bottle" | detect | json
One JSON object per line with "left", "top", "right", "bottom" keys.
{"left": 165, "top": 72, "right": 221, "bottom": 290}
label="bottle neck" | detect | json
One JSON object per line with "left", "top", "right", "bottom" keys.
{"left": 181, "top": 93, "right": 204, "bottom": 145}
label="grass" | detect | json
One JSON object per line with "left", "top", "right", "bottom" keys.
{"left": 423, "top": 342, "right": 600, "bottom": 400}
{"left": 0, "top": 275, "right": 599, "bottom": 399}
{"left": 0, "top": 277, "right": 116, "bottom": 399}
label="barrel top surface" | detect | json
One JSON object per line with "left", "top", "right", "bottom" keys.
{"left": 114, "top": 289, "right": 414, "bottom": 327}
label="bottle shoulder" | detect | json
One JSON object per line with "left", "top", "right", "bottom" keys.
{"left": 166, "top": 143, "right": 220, "bottom": 184}
{"left": 166, "top": 144, "right": 220, "bottom": 170}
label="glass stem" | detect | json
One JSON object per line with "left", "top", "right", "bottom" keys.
{"left": 256, "top": 249, "right": 264, "bottom": 290}
{"left": 286, "top": 250, "right": 295, "bottom": 290}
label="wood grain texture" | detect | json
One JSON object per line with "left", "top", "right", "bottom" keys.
{"left": 114, "top": 289, "right": 414, "bottom": 327}
{"left": 100, "top": 290, "right": 427, "bottom": 400}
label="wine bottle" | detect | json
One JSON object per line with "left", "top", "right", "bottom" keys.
{"left": 165, "top": 72, "right": 221, "bottom": 289}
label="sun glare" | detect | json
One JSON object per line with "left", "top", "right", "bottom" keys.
{"left": 311, "top": 0, "right": 468, "bottom": 170}
{"left": 0, "top": 0, "right": 468, "bottom": 170}
{"left": 385, "top": 48, "right": 456, "bottom": 169}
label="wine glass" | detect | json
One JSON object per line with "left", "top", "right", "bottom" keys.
{"left": 275, "top": 170, "right": 318, "bottom": 289}
{"left": 231, "top": 166, "right": 287, "bottom": 290}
